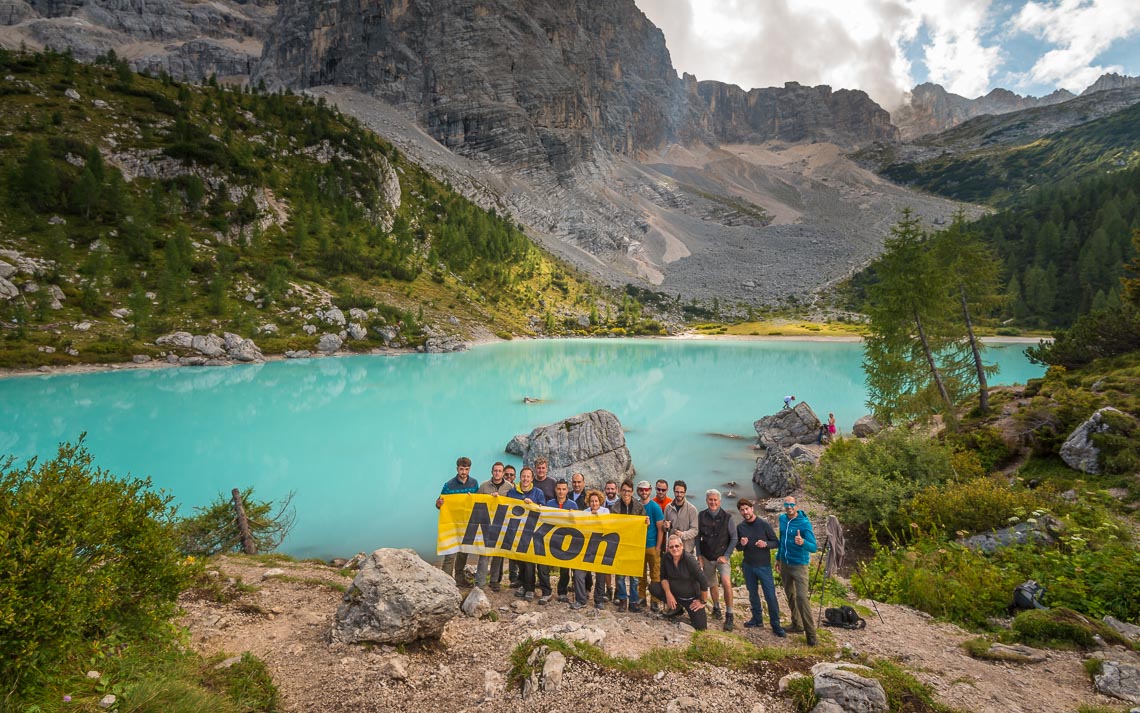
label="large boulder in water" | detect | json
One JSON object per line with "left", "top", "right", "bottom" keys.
{"left": 752, "top": 443, "right": 799, "bottom": 498}
{"left": 754, "top": 402, "right": 822, "bottom": 448}
{"left": 506, "top": 409, "right": 634, "bottom": 490}
{"left": 331, "top": 549, "right": 459, "bottom": 645}
{"left": 1060, "top": 407, "right": 1125, "bottom": 474}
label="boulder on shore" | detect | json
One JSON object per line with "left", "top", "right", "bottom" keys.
{"left": 754, "top": 401, "right": 822, "bottom": 448}
{"left": 851, "top": 414, "right": 882, "bottom": 438}
{"left": 330, "top": 549, "right": 459, "bottom": 645}
{"left": 753, "top": 443, "right": 799, "bottom": 498}
{"left": 505, "top": 409, "right": 634, "bottom": 490}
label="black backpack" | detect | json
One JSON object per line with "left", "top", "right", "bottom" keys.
{"left": 1007, "top": 580, "right": 1047, "bottom": 615}
{"left": 823, "top": 605, "right": 866, "bottom": 629}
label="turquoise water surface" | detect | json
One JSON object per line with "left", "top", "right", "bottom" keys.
{"left": 0, "top": 338, "right": 1045, "bottom": 558}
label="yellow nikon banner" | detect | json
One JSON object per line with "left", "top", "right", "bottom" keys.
{"left": 437, "top": 494, "right": 647, "bottom": 577}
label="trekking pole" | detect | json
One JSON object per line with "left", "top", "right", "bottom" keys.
{"left": 851, "top": 560, "right": 886, "bottom": 624}
{"left": 809, "top": 533, "right": 829, "bottom": 626}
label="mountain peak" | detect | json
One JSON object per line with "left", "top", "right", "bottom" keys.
{"left": 1081, "top": 73, "right": 1140, "bottom": 96}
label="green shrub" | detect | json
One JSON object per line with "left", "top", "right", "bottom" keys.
{"left": 1009, "top": 608, "right": 1125, "bottom": 649}
{"left": 808, "top": 429, "right": 961, "bottom": 527}
{"left": 175, "top": 488, "right": 296, "bottom": 556}
{"left": 785, "top": 674, "right": 817, "bottom": 713}
{"left": 201, "top": 652, "right": 279, "bottom": 712}
{"left": 0, "top": 439, "right": 192, "bottom": 697}
{"left": 896, "top": 478, "right": 1046, "bottom": 536}
{"left": 1092, "top": 410, "right": 1140, "bottom": 476}
{"left": 944, "top": 426, "right": 1016, "bottom": 472}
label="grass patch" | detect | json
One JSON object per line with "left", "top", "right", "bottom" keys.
{"left": 1009, "top": 608, "right": 1130, "bottom": 650}
{"left": 867, "top": 658, "right": 965, "bottom": 713}
{"left": 959, "top": 637, "right": 1035, "bottom": 663}
{"left": 786, "top": 674, "right": 818, "bottom": 713}
{"left": 724, "top": 320, "right": 866, "bottom": 337}
{"left": 200, "top": 652, "right": 279, "bottom": 712}
{"left": 1083, "top": 658, "right": 1104, "bottom": 678}
{"left": 273, "top": 574, "right": 348, "bottom": 593}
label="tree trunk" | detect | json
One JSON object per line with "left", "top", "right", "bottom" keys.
{"left": 960, "top": 283, "right": 989, "bottom": 414}
{"left": 231, "top": 488, "right": 257, "bottom": 555}
{"left": 914, "top": 307, "right": 954, "bottom": 415}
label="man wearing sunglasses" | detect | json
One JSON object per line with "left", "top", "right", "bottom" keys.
{"left": 653, "top": 479, "right": 672, "bottom": 510}
{"left": 636, "top": 480, "right": 665, "bottom": 612}
{"left": 776, "top": 497, "right": 818, "bottom": 645}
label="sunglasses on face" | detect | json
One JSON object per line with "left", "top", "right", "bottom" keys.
{"left": 784, "top": 503, "right": 796, "bottom": 508}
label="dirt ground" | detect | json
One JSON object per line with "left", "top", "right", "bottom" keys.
{"left": 179, "top": 555, "right": 1124, "bottom": 713}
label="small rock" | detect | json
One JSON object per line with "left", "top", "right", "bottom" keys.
{"left": 541, "top": 650, "right": 566, "bottom": 692}
{"left": 86, "top": 670, "right": 101, "bottom": 679}
{"left": 64, "top": 88, "right": 80, "bottom": 101}
{"left": 262, "top": 568, "right": 286, "bottom": 579}
{"left": 379, "top": 655, "right": 409, "bottom": 681}
{"left": 666, "top": 696, "right": 701, "bottom": 713}
{"left": 214, "top": 656, "right": 243, "bottom": 669}
{"left": 98, "top": 695, "right": 115, "bottom": 709}
{"left": 73, "top": 321, "right": 92, "bottom": 332}
{"left": 461, "top": 587, "right": 492, "bottom": 618}
{"left": 132, "top": 355, "right": 151, "bottom": 364}
{"left": 303, "top": 324, "right": 317, "bottom": 335}
{"left": 482, "top": 668, "right": 504, "bottom": 700}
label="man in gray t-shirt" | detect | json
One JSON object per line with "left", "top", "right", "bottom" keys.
{"left": 474, "top": 462, "right": 511, "bottom": 591}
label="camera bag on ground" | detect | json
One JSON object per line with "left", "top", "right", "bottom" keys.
{"left": 823, "top": 605, "right": 866, "bottom": 629}
{"left": 1007, "top": 580, "right": 1047, "bottom": 615}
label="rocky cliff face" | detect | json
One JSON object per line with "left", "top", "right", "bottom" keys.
{"left": 1082, "top": 72, "right": 1140, "bottom": 95}
{"left": 696, "top": 79, "right": 898, "bottom": 145}
{"left": 256, "top": 0, "right": 707, "bottom": 180}
{"left": 0, "top": 0, "right": 276, "bottom": 81}
{"left": 893, "top": 82, "right": 1074, "bottom": 140}
{"left": 256, "top": 0, "right": 897, "bottom": 179}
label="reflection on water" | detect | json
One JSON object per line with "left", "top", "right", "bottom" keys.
{"left": 0, "top": 339, "right": 1044, "bottom": 559}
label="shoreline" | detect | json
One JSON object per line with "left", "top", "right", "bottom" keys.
{"left": 0, "top": 332, "right": 1048, "bottom": 380}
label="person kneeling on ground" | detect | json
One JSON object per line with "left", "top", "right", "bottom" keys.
{"left": 649, "top": 534, "right": 710, "bottom": 630}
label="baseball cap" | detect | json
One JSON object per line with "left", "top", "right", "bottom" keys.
{"left": 636, "top": 480, "right": 651, "bottom": 489}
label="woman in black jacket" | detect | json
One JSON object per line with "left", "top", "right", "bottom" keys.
{"left": 648, "top": 534, "right": 710, "bottom": 630}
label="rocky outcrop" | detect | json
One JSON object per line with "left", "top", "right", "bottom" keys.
{"left": 851, "top": 415, "right": 881, "bottom": 438}
{"left": 331, "top": 548, "right": 459, "bottom": 645}
{"left": 155, "top": 330, "right": 264, "bottom": 363}
{"left": 1060, "top": 407, "right": 1125, "bottom": 474}
{"left": 696, "top": 80, "right": 898, "bottom": 146}
{"left": 752, "top": 444, "right": 798, "bottom": 499}
{"left": 506, "top": 409, "right": 634, "bottom": 490}
{"left": 958, "top": 515, "right": 1063, "bottom": 554}
{"left": 811, "top": 662, "right": 888, "bottom": 713}
{"left": 3, "top": 0, "right": 277, "bottom": 82}
{"left": 754, "top": 402, "right": 822, "bottom": 449}
{"left": 1081, "top": 73, "right": 1140, "bottom": 96}
{"left": 892, "top": 82, "right": 1074, "bottom": 140}
{"left": 1094, "top": 660, "right": 1140, "bottom": 704}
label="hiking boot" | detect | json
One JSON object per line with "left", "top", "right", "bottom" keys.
{"left": 650, "top": 602, "right": 660, "bottom": 613}
{"left": 616, "top": 600, "right": 627, "bottom": 612}
{"left": 524, "top": 591, "right": 535, "bottom": 601}
{"left": 515, "top": 588, "right": 527, "bottom": 598}
{"left": 538, "top": 594, "right": 551, "bottom": 605}
{"left": 711, "top": 607, "right": 723, "bottom": 620}
{"left": 570, "top": 601, "right": 584, "bottom": 610}
{"left": 724, "top": 612, "right": 735, "bottom": 631}
{"left": 787, "top": 626, "right": 804, "bottom": 634}
{"left": 663, "top": 607, "right": 685, "bottom": 619}
{"left": 628, "top": 603, "right": 643, "bottom": 614}
{"left": 558, "top": 594, "right": 569, "bottom": 603}
{"left": 743, "top": 619, "right": 761, "bottom": 628}
{"left": 806, "top": 635, "right": 818, "bottom": 646}
{"left": 773, "top": 628, "right": 787, "bottom": 638}
{"left": 509, "top": 580, "right": 521, "bottom": 589}
{"left": 595, "top": 602, "right": 605, "bottom": 610}
{"left": 489, "top": 582, "right": 500, "bottom": 593}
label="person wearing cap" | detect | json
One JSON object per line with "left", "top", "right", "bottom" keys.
{"left": 637, "top": 479, "right": 665, "bottom": 612}
{"left": 776, "top": 496, "right": 818, "bottom": 645}
{"left": 736, "top": 498, "right": 785, "bottom": 636}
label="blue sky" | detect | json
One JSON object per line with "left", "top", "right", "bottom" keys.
{"left": 636, "top": 0, "right": 1140, "bottom": 108}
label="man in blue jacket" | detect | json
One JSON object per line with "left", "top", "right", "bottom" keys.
{"left": 436, "top": 456, "right": 478, "bottom": 587}
{"left": 776, "top": 496, "right": 818, "bottom": 645}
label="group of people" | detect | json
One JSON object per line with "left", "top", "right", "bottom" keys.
{"left": 436, "top": 457, "right": 820, "bottom": 644}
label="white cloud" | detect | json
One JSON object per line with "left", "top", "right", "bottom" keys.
{"left": 1013, "top": 0, "right": 1140, "bottom": 91}
{"left": 908, "top": 0, "right": 1004, "bottom": 98}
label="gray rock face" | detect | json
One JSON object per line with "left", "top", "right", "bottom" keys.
{"left": 0, "top": 260, "right": 15, "bottom": 279}
{"left": 984, "top": 643, "right": 1047, "bottom": 663}
{"left": 1060, "top": 407, "right": 1124, "bottom": 474}
{"left": 317, "top": 333, "right": 343, "bottom": 354}
{"left": 755, "top": 401, "right": 822, "bottom": 449}
{"left": 1106, "top": 617, "right": 1140, "bottom": 643}
{"left": 7, "top": 0, "right": 277, "bottom": 82}
{"left": 788, "top": 443, "right": 819, "bottom": 465}
{"left": 507, "top": 409, "right": 635, "bottom": 490}
{"left": 0, "top": 277, "right": 18, "bottom": 300}
{"left": 851, "top": 415, "right": 882, "bottom": 438}
{"left": 156, "top": 331, "right": 195, "bottom": 349}
{"left": 460, "top": 587, "right": 491, "bottom": 618}
{"left": 1095, "top": 660, "right": 1140, "bottom": 703}
{"left": 811, "top": 662, "right": 888, "bottom": 713}
{"left": 505, "top": 434, "right": 529, "bottom": 457}
{"left": 331, "top": 548, "right": 459, "bottom": 645}
{"left": 752, "top": 444, "right": 799, "bottom": 499}
{"left": 958, "top": 515, "right": 1063, "bottom": 554}
{"left": 893, "top": 82, "right": 1075, "bottom": 140}
{"left": 191, "top": 333, "right": 226, "bottom": 358}
{"left": 419, "top": 336, "right": 467, "bottom": 354}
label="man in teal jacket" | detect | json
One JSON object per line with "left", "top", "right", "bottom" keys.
{"left": 776, "top": 496, "right": 818, "bottom": 645}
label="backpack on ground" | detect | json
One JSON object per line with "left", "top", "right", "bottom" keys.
{"left": 823, "top": 605, "right": 866, "bottom": 629}
{"left": 1007, "top": 580, "right": 1047, "bottom": 615}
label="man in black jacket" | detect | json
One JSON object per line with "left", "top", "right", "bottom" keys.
{"left": 698, "top": 489, "right": 738, "bottom": 630}
{"left": 736, "top": 498, "right": 786, "bottom": 636}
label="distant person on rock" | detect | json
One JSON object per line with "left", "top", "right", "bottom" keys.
{"left": 637, "top": 480, "right": 665, "bottom": 612}
{"left": 776, "top": 497, "right": 818, "bottom": 646}
{"left": 572, "top": 490, "right": 610, "bottom": 610}
{"left": 507, "top": 466, "right": 546, "bottom": 601}
{"left": 662, "top": 480, "right": 699, "bottom": 559}
{"left": 650, "top": 534, "right": 709, "bottom": 630}
{"left": 698, "top": 489, "right": 738, "bottom": 631}
{"left": 436, "top": 456, "right": 478, "bottom": 587}
{"left": 736, "top": 498, "right": 785, "bottom": 636}
{"left": 828, "top": 413, "right": 837, "bottom": 437}
{"left": 475, "top": 461, "right": 511, "bottom": 592}
{"left": 611, "top": 480, "right": 648, "bottom": 613}
{"left": 783, "top": 395, "right": 796, "bottom": 409}
{"left": 653, "top": 479, "right": 673, "bottom": 511}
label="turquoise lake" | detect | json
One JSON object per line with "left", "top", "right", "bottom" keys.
{"left": 0, "top": 338, "right": 1045, "bottom": 559}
